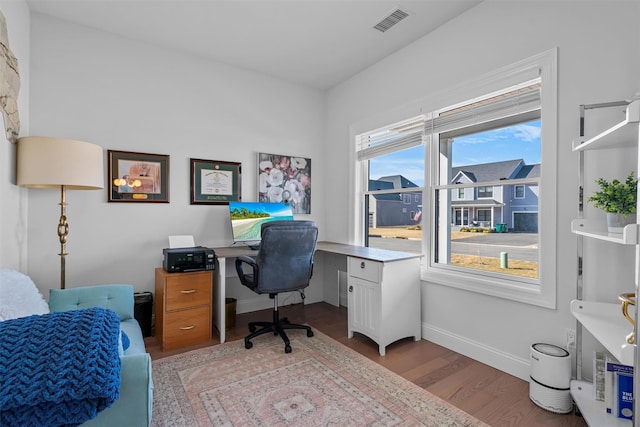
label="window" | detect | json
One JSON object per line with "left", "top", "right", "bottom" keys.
{"left": 353, "top": 49, "right": 557, "bottom": 308}
{"left": 356, "top": 116, "right": 424, "bottom": 253}
{"left": 477, "top": 186, "right": 493, "bottom": 198}
{"left": 425, "top": 49, "right": 557, "bottom": 308}
{"left": 477, "top": 209, "right": 491, "bottom": 222}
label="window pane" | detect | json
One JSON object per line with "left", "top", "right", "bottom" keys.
{"left": 436, "top": 119, "right": 540, "bottom": 280}
{"left": 367, "top": 145, "right": 423, "bottom": 253}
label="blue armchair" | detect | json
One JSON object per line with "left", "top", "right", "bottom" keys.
{"left": 49, "top": 285, "right": 153, "bottom": 427}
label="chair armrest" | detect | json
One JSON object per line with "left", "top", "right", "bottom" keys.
{"left": 235, "top": 256, "right": 258, "bottom": 288}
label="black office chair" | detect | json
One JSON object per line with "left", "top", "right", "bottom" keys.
{"left": 235, "top": 220, "right": 318, "bottom": 353}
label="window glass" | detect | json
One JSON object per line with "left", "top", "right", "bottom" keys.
{"left": 433, "top": 116, "right": 540, "bottom": 280}
{"left": 366, "top": 145, "right": 423, "bottom": 253}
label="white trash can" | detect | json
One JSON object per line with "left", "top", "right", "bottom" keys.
{"left": 529, "top": 343, "right": 572, "bottom": 414}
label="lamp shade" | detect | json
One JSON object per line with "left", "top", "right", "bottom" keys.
{"left": 17, "top": 137, "right": 104, "bottom": 189}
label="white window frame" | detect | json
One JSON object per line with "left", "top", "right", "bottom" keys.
{"left": 353, "top": 116, "right": 425, "bottom": 246}
{"left": 515, "top": 185, "right": 525, "bottom": 199}
{"left": 423, "top": 49, "right": 557, "bottom": 309}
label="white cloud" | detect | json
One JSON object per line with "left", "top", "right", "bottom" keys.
{"left": 512, "top": 124, "right": 541, "bottom": 142}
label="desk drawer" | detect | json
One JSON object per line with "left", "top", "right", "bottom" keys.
{"left": 163, "top": 306, "right": 211, "bottom": 350}
{"left": 348, "top": 257, "right": 381, "bottom": 283}
{"left": 165, "top": 272, "right": 212, "bottom": 311}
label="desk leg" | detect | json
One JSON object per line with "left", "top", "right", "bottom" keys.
{"left": 214, "top": 257, "right": 226, "bottom": 343}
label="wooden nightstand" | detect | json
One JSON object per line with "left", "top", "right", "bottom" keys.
{"left": 154, "top": 268, "right": 213, "bottom": 351}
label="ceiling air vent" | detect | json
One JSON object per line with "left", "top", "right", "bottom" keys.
{"left": 373, "top": 9, "right": 409, "bottom": 33}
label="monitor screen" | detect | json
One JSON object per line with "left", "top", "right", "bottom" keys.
{"left": 229, "top": 201, "right": 293, "bottom": 244}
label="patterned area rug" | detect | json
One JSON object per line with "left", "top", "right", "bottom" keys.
{"left": 151, "top": 330, "right": 488, "bottom": 426}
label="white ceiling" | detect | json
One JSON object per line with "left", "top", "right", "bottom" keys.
{"left": 25, "top": 0, "right": 480, "bottom": 90}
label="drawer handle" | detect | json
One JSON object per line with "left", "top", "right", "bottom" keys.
{"left": 179, "top": 325, "right": 196, "bottom": 330}
{"left": 360, "top": 261, "right": 366, "bottom": 269}
{"left": 348, "top": 285, "right": 353, "bottom": 292}
{"left": 180, "top": 289, "right": 197, "bottom": 294}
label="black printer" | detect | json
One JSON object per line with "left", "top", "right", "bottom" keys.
{"left": 162, "top": 246, "right": 216, "bottom": 272}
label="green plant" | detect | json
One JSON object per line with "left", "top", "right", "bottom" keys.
{"left": 588, "top": 171, "right": 638, "bottom": 215}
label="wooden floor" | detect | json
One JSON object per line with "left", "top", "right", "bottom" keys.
{"left": 145, "top": 302, "right": 588, "bottom": 427}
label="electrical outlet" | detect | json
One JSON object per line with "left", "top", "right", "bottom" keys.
{"left": 566, "top": 328, "right": 576, "bottom": 349}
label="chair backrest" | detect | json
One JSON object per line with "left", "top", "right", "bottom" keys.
{"left": 254, "top": 220, "right": 318, "bottom": 294}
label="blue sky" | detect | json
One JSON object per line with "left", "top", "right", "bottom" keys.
{"left": 370, "top": 119, "right": 541, "bottom": 187}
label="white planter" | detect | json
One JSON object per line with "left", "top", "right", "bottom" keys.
{"left": 606, "top": 212, "right": 636, "bottom": 233}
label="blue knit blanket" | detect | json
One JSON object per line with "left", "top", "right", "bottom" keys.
{"left": 0, "top": 307, "right": 121, "bottom": 427}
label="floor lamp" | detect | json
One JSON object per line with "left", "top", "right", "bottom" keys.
{"left": 17, "top": 136, "right": 104, "bottom": 289}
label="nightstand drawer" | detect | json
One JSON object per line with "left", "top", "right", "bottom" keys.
{"left": 165, "top": 273, "right": 212, "bottom": 311}
{"left": 163, "top": 306, "right": 211, "bottom": 350}
{"left": 348, "top": 257, "right": 381, "bottom": 283}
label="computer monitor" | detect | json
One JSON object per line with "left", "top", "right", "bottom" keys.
{"left": 228, "top": 201, "right": 293, "bottom": 248}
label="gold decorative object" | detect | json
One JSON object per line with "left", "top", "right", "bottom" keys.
{"left": 619, "top": 292, "right": 636, "bottom": 344}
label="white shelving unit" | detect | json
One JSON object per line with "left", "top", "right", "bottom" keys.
{"left": 571, "top": 382, "right": 631, "bottom": 427}
{"left": 570, "top": 99, "right": 639, "bottom": 426}
{"left": 570, "top": 300, "right": 635, "bottom": 366}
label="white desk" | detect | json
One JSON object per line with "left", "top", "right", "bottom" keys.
{"left": 212, "top": 241, "right": 422, "bottom": 353}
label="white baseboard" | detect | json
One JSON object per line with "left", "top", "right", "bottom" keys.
{"left": 421, "top": 322, "right": 530, "bottom": 381}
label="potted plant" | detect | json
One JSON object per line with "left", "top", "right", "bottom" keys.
{"left": 588, "top": 171, "right": 638, "bottom": 233}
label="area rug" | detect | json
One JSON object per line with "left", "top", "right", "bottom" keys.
{"left": 151, "top": 330, "right": 488, "bottom": 426}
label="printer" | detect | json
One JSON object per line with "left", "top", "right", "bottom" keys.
{"left": 163, "top": 246, "right": 216, "bottom": 272}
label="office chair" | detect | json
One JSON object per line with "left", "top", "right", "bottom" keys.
{"left": 235, "top": 220, "right": 318, "bottom": 353}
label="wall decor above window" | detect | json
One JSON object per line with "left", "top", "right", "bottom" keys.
{"left": 190, "top": 158, "right": 241, "bottom": 205}
{"left": 258, "top": 152, "right": 311, "bottom": 214}
{"left": 108, "top": 150, "right": 169, "bottom": 202}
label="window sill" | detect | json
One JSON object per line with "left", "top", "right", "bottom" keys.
{"left": 421, "top": 266, "right": 556, "bottom": 309}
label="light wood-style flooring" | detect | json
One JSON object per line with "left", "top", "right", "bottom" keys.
{"left": 145, "top": 302, "right": 588, "bottom": 427}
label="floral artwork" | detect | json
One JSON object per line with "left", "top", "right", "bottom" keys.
{"left": 258, "top": 152, "right": 311, "bottom": 214}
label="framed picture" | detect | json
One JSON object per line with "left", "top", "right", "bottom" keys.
{"left": 258, "top": 152, "right": 311, "bottom": 214}
{"left": 108, "top": 150, "right": 170, "bottom": 202}
{"left": 190, "top": 159, "right": 241, "bottom": 204}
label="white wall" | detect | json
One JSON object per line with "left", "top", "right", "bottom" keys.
{"left": 0, "top": 0, "right": 29, "bottom": 271}
{"left": 325, "top": 1, "right": 640, "bottom": 379}
{"left": 27, "top": 13, "right": 325, "bottom": 296}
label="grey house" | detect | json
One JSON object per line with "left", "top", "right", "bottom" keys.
{"left": 368, "top": 175, "right": 422, "bottom": 228}
{"left": 451, "top": 159, "right": 539, "bottom": 232}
